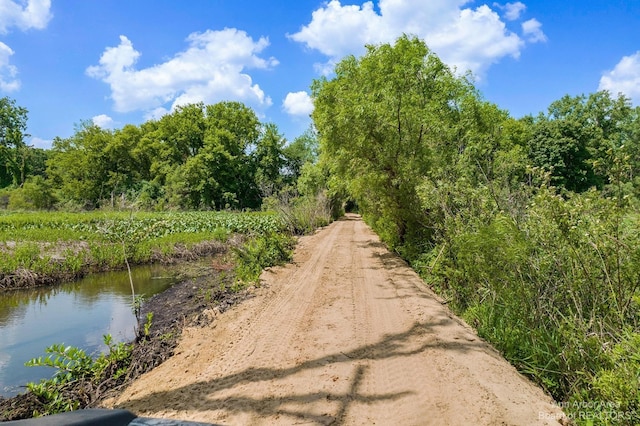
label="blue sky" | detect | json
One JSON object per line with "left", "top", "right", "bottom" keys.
{"left": 1, "top": 0, "right": 639, "bottom": 149}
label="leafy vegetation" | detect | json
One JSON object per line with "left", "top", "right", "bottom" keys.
{"left": 24, "top": 335, "right": 132, "bottom": 416}
{"left": 233, "top": 232, "right": 295, "bottom": 283}
{"left": 0, "top": 97, "right": 42, "bottom": 189}
{"left": 313, "top": 35, "right": 640, "bottom": 424}
{"left": 0, "top": 211, "right": 286, "bottom": 288}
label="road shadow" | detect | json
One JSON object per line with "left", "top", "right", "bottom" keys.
{"left": 116, "top": 320, "right": 486, "bottom": 424}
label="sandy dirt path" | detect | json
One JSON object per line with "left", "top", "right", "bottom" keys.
{"left": 110, "top": 214, "right": 566, "bottom": 425}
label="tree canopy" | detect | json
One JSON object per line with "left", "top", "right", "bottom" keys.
{"left": 312, "top": 35, "right": 505, "bottom": 250}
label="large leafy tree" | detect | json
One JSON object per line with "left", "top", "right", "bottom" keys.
{"left": 526, "top": 91, "right": 635, "bottom": 193}
{"left": 528, "top": 117, "right": 596, "bottom": 192}
{"left": 254, "top": 123, "right": 287, "bottom": 196}
{"left": 104, "top": 124, "right": 142, "bottom": 203}
{"left": 282, "top": 126, "right": 318, "bottom": 186}
{"left": 46, "top": 122, "right": 150, "bottom": 208}
{"left": 0, "top": 97, "right": 30, "bottom": 187}
{"left": 46, "top": 122, "right": 114, "bottom": 207}
{"left": 312, "top": 35, "right": 475, "bottom": 249}
{"left": 160, "top": 103, "right": 205, "bottom": 161}
{"left": 202, "top": 102, "right": 261, "bottom": 209}
{"left": 146, "top": 103, "right": 206, "bottom": 186}
{"left": 159, "top": 101, "right": 262, "bottom": 209}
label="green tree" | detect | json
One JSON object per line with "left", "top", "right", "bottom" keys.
{"left": 254, "top": 123, "right": 286, "bottom": 196}
{"left": 144, "top": 104, "right": 206, "bottom": 187}
{"left": 203, "top": 102, "right": 261, "bottom": 209}
{"left": 158, "top": 103, "right": 205, "bottom": 163}
{"left": 312, "top": 35, "right": 474, "bottom": 252}
{"left": 159, "top": 102, "right": 262, "bottom": 209}
{"left": 526, "top": 91, "right": 636, "bottom": 193}
{"left": 103, "top": 124, "right": 143, "bottom": 206}
{"left": 204, "top": 101, "right": 260, "bottom": 153}
{"left": 132, "top": 121, "right": 159, "bottom": 184}
{"left": 46, "top": 122, "right": 113, "bottom": 208}
{"left": 0, "top": 97, "right": 29, "bottom": 187}
{"left": 283, "top": 126, "right": 318, "bottom": 186}
{"left": 528, "top": 116, "right": 597, "bottom": 192}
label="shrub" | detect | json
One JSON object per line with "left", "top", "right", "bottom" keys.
{"left": 233, "top": 232, "right": 295, "bottom": 283}
{"left": 25, "top": 335, "right": 132, "bottom": 416}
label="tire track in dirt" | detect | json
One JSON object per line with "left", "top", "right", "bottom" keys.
{"left": 110, "top": 215, "right": 567, "bottom": 425}
{"left": 208, "top": 218, "right": 341, "bottom": 370}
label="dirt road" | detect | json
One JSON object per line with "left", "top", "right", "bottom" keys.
{"left": 111, "top": 214, "right": 566, "bottom": 425}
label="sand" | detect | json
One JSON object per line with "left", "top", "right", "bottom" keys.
{"left": 109, "top": 214, "right": 567, "bottom": 425}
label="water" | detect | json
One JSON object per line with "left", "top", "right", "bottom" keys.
{"left": 0, "top": 264, "right": 179, "bottom": 397}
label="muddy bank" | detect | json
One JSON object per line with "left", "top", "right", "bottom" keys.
{"left": 0, "top": 259, "right": 254, "bottom": 421}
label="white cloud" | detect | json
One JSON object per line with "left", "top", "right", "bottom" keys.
{"left": 497, "top": 2, "right": 526, "bottom": 21}
{"left": 0, "top": 0, "right": 52, "bottom": 93}
{"left": 599, "top": 52, "right": 640, "bottom": 103}
{"left": 87, "top": 28, "right": 278, "bottom": 116}
{"left": 522, "top": 18, "right": 546, "bottom": 43}
{"left": 290, "top": 0, "right": 544, "bottom": 79}
{"left": 29, "top": 136, "right": 52, "bottom": 149}
{"left": 289, "top": 1, "right": 385, "bottom": 59}
{"left": 92, "top": 114, "right": 116, "bottom": 129}
{"left": 283, "top": 91, "right": 314, "bottom": 116}
{"left": 0, "top": 0, "right": 52, "bottom": 33}
{"left": 144, "top": 107, "right": 170, "bottom": 122}
{"left": 0, "top": 41, "right": 19, "bottom": 91}
{"left": 428, "top": 5, "right": 523, "bottom": 78}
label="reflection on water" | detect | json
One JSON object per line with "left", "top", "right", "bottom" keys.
{"left": 0, "top": 264, "right": 178, "bottom": 397}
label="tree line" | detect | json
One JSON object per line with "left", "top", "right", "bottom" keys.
{"left": 0, "top": 101, "right": 317, "bottom": 211}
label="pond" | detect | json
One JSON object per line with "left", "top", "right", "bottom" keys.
{"left": 0, "top": 264, "right": 180, "bottom": 397}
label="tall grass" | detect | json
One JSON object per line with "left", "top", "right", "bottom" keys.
{"left": 415, "top": 185, "right": 640, "bottom": 424}
{"left": 263, "top": 191, "right": 333, "bottom": 235}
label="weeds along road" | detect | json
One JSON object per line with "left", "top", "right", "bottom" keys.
{"left": 110, "top": 214, "right": 566, "bottom": 425}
